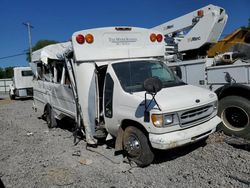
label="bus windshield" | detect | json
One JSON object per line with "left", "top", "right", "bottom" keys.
{"left": 112, "top": 60, "right": 185, "bottom": 93}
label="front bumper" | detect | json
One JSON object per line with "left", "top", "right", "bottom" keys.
{"left": 149, "top": 116, "right": 221, "bottom": 150}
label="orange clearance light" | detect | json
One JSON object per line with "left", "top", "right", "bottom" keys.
{"left": 156, "top": 34, "right": 163, "bottom": 42}
{"left": 85, "top": 34, "right": 94, "bottom": 44}
{"left": 76, "top": 34, "right": 85, "bottom": 44}
{"left": 197, "top": 10, "right": 204, "bottom": 17}
{"left": 150, "top": 33, "right": 157, "bottom": 42}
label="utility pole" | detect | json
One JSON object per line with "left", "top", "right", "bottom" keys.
{"left": 23, "top": 22, "right": 34, "bottom": 62}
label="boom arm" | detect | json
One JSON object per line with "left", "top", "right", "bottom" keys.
{"left": 153, "top": 4, "right": 228, "bottom": 54}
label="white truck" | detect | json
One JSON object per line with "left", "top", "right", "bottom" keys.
{"left": 153, "top": 4, "right": 250, "bottom": 139}
{"left": 31, "top": 27, "right": 220, "bottom": 166}
{"left": 9, "top": 67, "right": 33, "bottom": 99}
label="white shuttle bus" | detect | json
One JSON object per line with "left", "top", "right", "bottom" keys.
{"left": 9, "top": 67, "right": 33, "bottom": 99}
{"left": 31, "top": 27, "right": 220, "bottom": 166}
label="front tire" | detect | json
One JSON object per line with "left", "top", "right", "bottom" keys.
{"left": 123, "top": 126, "right": 154, "bottom": 167}
{"left": 9, "top": 90, "right": 15, "bottom": 100}
{"left": 217, "top": 96, "right": 250, "bottom": 139}
{"left": 9, "top": 94, "right": 15, "bottom": 100}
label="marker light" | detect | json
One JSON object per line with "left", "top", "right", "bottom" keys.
{"left": 197, "top": 10, "right": 204, "bottom": 17}
{"left": 151, "top": 114, "right": 163, "bottom": 127}
{"left": 85, "top": 34, "right": 94, "bottom": 44}
{"left": 150, "top": 33, "right": 157, "bottom": 42}
{"left": 156, "top": 34, "right": 163, "bottom": 42}
{"left": 76, "top": 34, "right": 85, "bottom": 44}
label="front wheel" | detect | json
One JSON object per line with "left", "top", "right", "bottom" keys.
{"left": 9, "top": 94, "right": 15, "bottom": 100}
{"left": 217, "top": 96, "right": 250, "bottom": 139}
{"left": 9, "top": 90, "right": 15, "bottom": 100}
{"left": 123, "top": 126, "right": 154, "bottom": 167}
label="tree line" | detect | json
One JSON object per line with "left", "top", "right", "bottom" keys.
{"left": 0, "top": 67, "right": 14, "bottom": 79}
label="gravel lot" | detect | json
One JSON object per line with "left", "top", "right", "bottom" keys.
{"left": 0, "top": 94, "right": 250, "bottom": 188}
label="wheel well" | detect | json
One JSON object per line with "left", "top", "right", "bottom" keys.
{"left": 121, "top": 119, "right": 148, "bottom": 136}
{"left": 215, "top": 84, "right": 250, "bottom": 101}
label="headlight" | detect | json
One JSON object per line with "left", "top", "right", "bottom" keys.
{"left": 151, "top": 113, "right": 179, "bottom": 127}
{"left": 164, "top": 115, "right": 173, "bottom": 125}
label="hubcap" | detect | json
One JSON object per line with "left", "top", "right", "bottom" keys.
{"left": 222, "top": 106, "right": 249, "bottom": 131}
{"left": 124, "top": 135, "right": 141, "bottom": 157}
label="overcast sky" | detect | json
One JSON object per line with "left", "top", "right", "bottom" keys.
{"left": 0, "top": 0, "right": 249, "bottom": 67}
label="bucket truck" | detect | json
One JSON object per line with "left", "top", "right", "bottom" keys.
{"left": 153, "top": 4, "right": 250, "bottom": 140}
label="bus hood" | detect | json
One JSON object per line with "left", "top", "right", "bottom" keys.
{"left": 133, "top": 85, "right": 217, "bottom": 112}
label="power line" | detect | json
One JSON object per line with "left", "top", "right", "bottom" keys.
{"left": 0, "top": 52, "right": 26, "bottom": 60}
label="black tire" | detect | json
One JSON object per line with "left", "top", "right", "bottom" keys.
{"left": 45, "top": 105, "right": 57, "bottom": 128}
{"left": 217, "top": 96, "right": 250, "bottom": 139}
{"left": 9, "top": 90, "right": 15, "bottom": 100}
{"left": 9, "top": 94, "right": 15, "bottom": 100}
{"left": 123, "top": 126, "right": 154, "bottom": 167}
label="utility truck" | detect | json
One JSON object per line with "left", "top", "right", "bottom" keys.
{"left": 9, "top": 67, "right": 33, "bottom": 99}
{"left": 31, "top": 27, "right": 220, "bottom": 166}
{"left": 153, "top": 4, "right": 250, "bottom": 139}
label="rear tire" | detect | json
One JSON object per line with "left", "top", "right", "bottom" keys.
{"left": 217, "top": 96, "right": 250, "bottom": 140}
{"left": 45, "top": 105, "right": 57, "bottom": 128}
{"left": 123, "top": 126, "right": 154, "bottom": 167}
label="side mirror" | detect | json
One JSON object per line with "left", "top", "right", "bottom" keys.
{"left": 143, "top": 77, "right": 162, "bottom": 94}
{"left": 143, "top": 77, "right": 162, "bottom": 122}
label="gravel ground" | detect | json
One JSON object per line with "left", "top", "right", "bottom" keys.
{"left": 0, "top": 95, "right": 250, "bottom": 188}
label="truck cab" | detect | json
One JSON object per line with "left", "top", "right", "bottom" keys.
{"left": 9, "top": 67, "right": 33, "bottom": 99}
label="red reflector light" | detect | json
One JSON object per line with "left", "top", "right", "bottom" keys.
{"left": 150, "top": 33, "right": 157, "bottom": 42}
{"left": 85, "top": 34, "right": 94, "bottom": 44}
{"left": 76, "top": 34, "right": 85, "bottom": 44}
{"left": 197, "top": 10, "right": 204, "bottom": 17}
{"left": 156, "top": 34, "right": 163, "bottom": 42}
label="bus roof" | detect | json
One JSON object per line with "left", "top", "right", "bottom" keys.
{"left": 32, "top": 42, "right": 72, "bottom": 64}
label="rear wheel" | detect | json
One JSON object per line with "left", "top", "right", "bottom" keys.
{"left": 45, "top": 105, "right": 57, "bottom": 128}
{"left": 123, "top": 126, "right": 154, "bottom": 167}
{"left": 218, "top": 96, "right": 250, "bottom": 139}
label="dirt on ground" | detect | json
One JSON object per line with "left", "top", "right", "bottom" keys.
{"left": 0, "top": 95, "right": 250, "bottom": 188}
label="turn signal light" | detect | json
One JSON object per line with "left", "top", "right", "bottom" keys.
{"left": 76, "top": 34, "right": 85, "bottom": 44}
{"left": 85, "top": 34, "right": 94, "bottom": 44}
{"left": 150, "top": 33, "right": 157, "bottom": 42}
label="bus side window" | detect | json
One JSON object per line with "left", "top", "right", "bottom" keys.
{"left": 64, "top": 68, "right": 71, "bottom": 85}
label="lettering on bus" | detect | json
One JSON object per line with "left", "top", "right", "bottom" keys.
{"left": 108, "top": 37, "right": 137, "bottom": 45}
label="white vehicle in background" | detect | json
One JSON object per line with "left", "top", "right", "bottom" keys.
{"left": 153, "top": 4, "right": 250, "bottom": 140}
{"left": 31, "top": 27, "right": 220, "bottom": 166}
{"left": 9, "top": 67, "right": 33, "bottom": 99}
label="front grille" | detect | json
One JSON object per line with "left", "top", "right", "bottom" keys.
{"left": 179, "top": 105, "right": 214, "bottom": 127}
